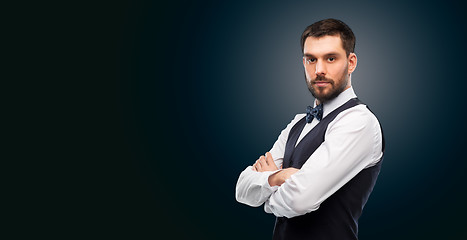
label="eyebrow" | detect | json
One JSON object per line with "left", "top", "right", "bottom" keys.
{"left": 303, "top": 52, "right": 341, "bottom": 58}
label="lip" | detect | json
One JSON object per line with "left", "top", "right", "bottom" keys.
{"left": 314, "top": 81, "right": 331, "bottom": 87}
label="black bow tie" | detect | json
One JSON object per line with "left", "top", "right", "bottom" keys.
{"left": 306, "top": 104, "right": 323, "bottom": 123}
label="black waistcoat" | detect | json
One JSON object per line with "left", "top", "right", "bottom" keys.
{"left": 272, "top": 98, "right": 385, "bottom": 240}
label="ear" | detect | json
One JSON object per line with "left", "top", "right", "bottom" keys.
{"left": 347, "top": 53, "right": 357, "bottom": 74}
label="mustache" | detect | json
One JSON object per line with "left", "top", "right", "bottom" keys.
{"left": 312, "top": 75, "right": 334, "bottom": 83}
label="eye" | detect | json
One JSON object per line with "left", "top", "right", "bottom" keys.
{"left": 304, "top": 57, "right": 316, "bottom": 64}
{"left": 328, "top": 57, "right": 336, "bottom": 62}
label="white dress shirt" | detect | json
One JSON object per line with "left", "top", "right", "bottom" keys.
{"left": 235, "top": 87, "right": 383, "bottom": 218}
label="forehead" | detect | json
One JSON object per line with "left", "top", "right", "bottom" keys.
{"left": 303, "top": 35, "right": 345, "bottom": 55}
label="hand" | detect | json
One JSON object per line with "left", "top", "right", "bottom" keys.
{"left": 252, "top": 152, "right": 279, "bottom": 172}
{"left": 268, "top": 168, "right": 299, "bottom": 186}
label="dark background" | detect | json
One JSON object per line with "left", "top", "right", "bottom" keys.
{"left": 22, "top": 0, "right": 467, "bottom": 239}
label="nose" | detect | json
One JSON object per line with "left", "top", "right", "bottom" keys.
{"left": 315, "top": 60, "right": 326, "bottom": 76}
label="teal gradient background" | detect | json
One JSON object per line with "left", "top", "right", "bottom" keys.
{"left": 77, "top": 0, "right": 467, "bottom": 239}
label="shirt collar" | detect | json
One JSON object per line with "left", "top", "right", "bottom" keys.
{"left": 314, "top": 86, "right": 357, "bottom": 119}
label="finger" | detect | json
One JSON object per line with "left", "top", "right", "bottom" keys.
{"left": 252, "top": 163, "right": 257, "bottom": 171}
{"left": 256, "top": 160, "right": 262, "bottom": 171}
{"left": 259, "top": 155, "right": 267, "bottom": 166}
{"left": 265, "top": 152, "right": 274, "bottom": 165}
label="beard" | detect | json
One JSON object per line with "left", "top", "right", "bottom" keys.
{"left": 305, "top": 65, "right": 349, "bottom": 104}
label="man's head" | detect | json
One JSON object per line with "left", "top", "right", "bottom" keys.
{"left": 301, "top": 19, "right": 357, "bottom": 104}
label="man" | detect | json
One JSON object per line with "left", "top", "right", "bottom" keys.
{"left": 235, "top": 19, "right": 384, "bottom": 240}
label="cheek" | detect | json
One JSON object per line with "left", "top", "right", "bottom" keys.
{"left": 304, "top": 67, "right": 314, "bottom": 79}
{"left": 331, "top": 63, "right": 348, "bottom": 76}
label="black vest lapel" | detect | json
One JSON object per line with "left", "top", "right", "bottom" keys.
{"left": 282, "top": 117, "right": 306, "bottom": 168}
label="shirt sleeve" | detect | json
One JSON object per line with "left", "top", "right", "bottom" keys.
{"left": 264, "top": 106, "right": 383, "bottom": 218}
{"left": 235, "top": 114, "right": 305, "bottom": 207}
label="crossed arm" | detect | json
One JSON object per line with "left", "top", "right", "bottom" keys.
{"left": 235, "top": 114, "right": 304, "bottom": 208}
{"left": 252, "top": 152, "right": 299, "bottom": 187}
{"left": 235, "top": 151, "right": 300, "bottom": 208}
{"left": 235, "top": 108, "right": 383, "bottom": 218}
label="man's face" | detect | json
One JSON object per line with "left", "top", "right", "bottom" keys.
{"left": 303, "top": 35, "right": 356, "bottom": 103}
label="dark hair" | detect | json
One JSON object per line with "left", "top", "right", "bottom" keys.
{"left": 300, "top": 18, "right": 355, "bottom": 56}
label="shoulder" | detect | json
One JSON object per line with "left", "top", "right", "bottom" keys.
{"left": 328, "top": 104, "right": 382, "bottom": 134}
{"left": 331, "top": 103, "right": 384, "bottom": 163}
{"left": 279, "top": 113, "right": 306, "bottom": 134}
{"left": 334, "top": 104, "right": 379, "bottom": 124}
{"left": 283, "top": 113, "right": 306, "bottom": 128}
{"left": 291, "top": 113, "right": 306, "bottom": 124}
